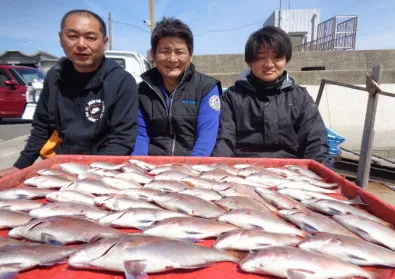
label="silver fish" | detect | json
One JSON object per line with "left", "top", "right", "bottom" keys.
{"left": 266, "top": 167, "right": 301, "bottom": 177}
{"left": 212, "top": 182, "right": 262, "bottom": 201}
{"left": 154, "top": 170, "right": 190, "bottom": 181}
{"left": 0, "top": 242, "right": 80, "bottom": 273}
{"left": 180, "top": 188, "right": 222, "bottom": 201}
{"left": 59, "top": 163, "right": 90, "bottom": 175}
{"left": 286, "top": 176, "right": 338, "bottom": 188}
{"left": 149, "top": 165, "right": 200, "bottom": 176}
{"left": 24, "top": 175, "right": 73, "bottom": 188}
{"left": 89, "top": 162, "right": 126, "bottom": 170}
{"left": 153, "top": 192, "right": 226, "bottom": 218}
{"left": 220, "top": 176, "right": 272, "bottom": 189}
{"left": 218, "top": 209, "right": 306, "bottom": 237}
{"left": 256, "top": 188, "right": 305, "bottom": 210}
{"left": 29, "top": 201, "right": 108, "bottom": 220}
{"left": 279, "top": 209, "right": 358, "bottom": 238}
{"left": 0, "top": 199, "right": 43, "bottom": 211}
{"left": 302, "top": 198, "right": 390, "bottom": 226}
{"left": 215, "top": 196, "right": 273, "bottom": 212}
{"left": 86, "top": 168, "right": 121, "bottom": 177}
{"left": 0, "top": 187, "right": 54, "bottom": 200}
{"left": 200, "top": 169, "right": 232, "bottom": 181}
{"left": 237, "top": 166, "right": 275, "bottom": 177}
{"left": 144, "top": 180, "right": 192, "bottom": 192}
{"left": 240, "top": 246, "right": 373, "bottom": 279}
{"left": 94, "top": 195, "right": 160, "bottom": 211}
{"left": 46, "top": 190, "right": 95, "bottom": 205}
{"left": 278, "top": 188, "right": 366, "bottom": 205}
{"left": 68, "top": 235, "right": 240, "bottom": 275}
{"left": 333, "top": 214, "right": 395, "bottom": 250}
{"left": 244, "top": 174, "right": 288, "bottom": 187}
{"left": 182, "top": 177, "right": 223, "bottom": 190}
{"left": 285, "top": 164, "right": 323, "bottom": 180}
{"left": 99, "top": 208, "right": 187, "bottom": 229}
{"left": 233, "top": 164, "right": 251, "bottom": 169}
{"left": 0, "top": 209, "right": 33, "bottom": 229}
{"left": 101, "top": 177, "right": 142, "bottom": 190}
{"left": 61, "top": 179, "right": 119, "bottom": 195}
{"left": 0, "top": 236, "right": 22, "bottom": 247}
{"left": 9, "top": 216, "right": 122, "bottom": 245}
{"left": 121, "top": 164, "right": 145, "bottom": 173}
{"left": 128, "top": 159, "right": 156, "bottom": 170}
{"left": 191, "top": 164, "right": 217, "bottom": 172}
{"left": 144, "top": 216, "right": 238, "bottom": 241}
{"left": 210, "top": 164, "right": 240, "bottom": 176}
{"left": 115, "top": 172, "right": 153, "bottom": 184}
{"left": 37, "top": 168, "right": 77, "bottom": 181}
{"left": 118, "top": 188, "right": 161, "bottom": 202}
{"left": 277, "top": 181, "right": 338, "bottom": 193}
{"left": 214, "top": 229, "right": 302, "bottom": 251}
{"left": 299, "top": 232, "right": 395, "bottom": 267}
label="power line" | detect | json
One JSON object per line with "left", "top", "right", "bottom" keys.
{"left": 195, "top": 19, "right": 265, "bottom": 36}
{"left": 44, "top": 0, "right": 149, "bottom": 33}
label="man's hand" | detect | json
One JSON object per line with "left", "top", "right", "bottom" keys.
{"left": 0, "top": 167, "right": 20, "bottom": 179}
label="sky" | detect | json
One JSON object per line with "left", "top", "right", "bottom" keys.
{"left": 1, "top": 0, "right": 394, "bottom": 58}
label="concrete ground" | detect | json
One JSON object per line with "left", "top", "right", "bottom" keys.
{"left": 0, "top": 135, "right": 394, "bottom": 207}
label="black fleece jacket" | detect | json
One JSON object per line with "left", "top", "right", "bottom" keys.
{"left": 14, "top": 57, "right": 138, "bottom": 169}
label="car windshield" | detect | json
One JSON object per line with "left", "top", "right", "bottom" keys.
{"left": 12, "top": 68, "right": 45, "bottom": 85}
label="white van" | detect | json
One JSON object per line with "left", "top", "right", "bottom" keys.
{"left": 105, "top": 50, "right": 151, "bottom": 83}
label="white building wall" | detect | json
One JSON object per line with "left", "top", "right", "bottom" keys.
{"left": 264, "top": 9, "right": 321, "bottom": 43}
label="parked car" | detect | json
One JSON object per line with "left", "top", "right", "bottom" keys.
{"left": 0, "top": 64, "right": 45, "bottom": 120}
{"left": 105, "top": 50, "right": 151, "bottom": 83}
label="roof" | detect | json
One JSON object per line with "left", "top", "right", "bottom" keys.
{"left": 0, "top": 50, "right": 58, "bottom": 59}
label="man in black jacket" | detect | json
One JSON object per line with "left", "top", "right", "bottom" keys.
{"left": 212, "top": 26, "right": 332, "bottom": 166}
{"left": 0, "top": 9, "right": 138, "bottom": 178}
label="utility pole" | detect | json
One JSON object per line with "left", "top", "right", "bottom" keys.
{"left": 149, "top": 0, "right": 155, "bottom": 32}
{"left": 278, "top": 0, "right": 282, "bottom": 28}
{"left": 108, "top": 12, "right": 113, "bottom": 50}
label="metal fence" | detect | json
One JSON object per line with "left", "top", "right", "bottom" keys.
{"left": 294, "top": 16, "right": 357, "bottom": 52}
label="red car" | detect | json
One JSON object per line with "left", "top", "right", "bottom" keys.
{"left": 0, "top": 64, "right": 45, "bottom": 119}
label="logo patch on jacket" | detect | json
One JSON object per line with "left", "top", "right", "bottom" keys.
{"left": 209, "top": 95, "right": 220, "bottom": 111}
{"left": 85, "top": 99, "right": 105, "bottom": 122}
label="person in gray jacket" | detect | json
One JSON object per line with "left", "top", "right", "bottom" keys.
{"left": 213, "top": 26, "right": 332, "bottom": 166}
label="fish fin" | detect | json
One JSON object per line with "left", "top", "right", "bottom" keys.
{"left": 41, "top": 233, "right": 62, "bottom": 246}
{"left": 346, "top": 253, "right": 368, "bottom": 262}
{"left": 124, "top": 259, "right": 148, "bottom": 279}
{"left": 348, "top": 195, "right": 367, "bottom": 205}
{"left": 225, "top": 250, "right": 248, "bottom": 263}
{"left": 184, "top": 237, "right": 201, "bottom": 243}
{"left": 327, "top": 206, "right": 342, "bottom": 215}
{"left": 286, "top": 269, "right": 315, "bottom": 279}
{"left": 299, "top": 223, "right": 318, "bottom": 233}
{"left": 250, "top": 224, "right": 265, "bottom": 230}
{"left": 0, "top": 270, "right": 19, "bottom": 279}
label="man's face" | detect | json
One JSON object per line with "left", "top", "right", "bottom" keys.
{"left": 59, "top": 13, "right": 108, "bottom": 73}
{"left": 248, "top": 46, "right": 287, "bottom": 82}
{"left": 151, "top": 37, "right": 192, "bottom": 83}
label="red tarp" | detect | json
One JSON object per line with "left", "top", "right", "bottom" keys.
{"left": 1, "top": 155, "right": 394, "bottom": 279}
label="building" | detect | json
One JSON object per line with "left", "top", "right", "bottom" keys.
{"left": 263, "top": 9, "right": 321, "bottom": 48}
{"left": 0, "top": 50, "right": 59, "bottom": 73}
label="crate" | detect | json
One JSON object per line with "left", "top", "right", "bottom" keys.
{"left": 1, "top": 155, "right": 395, "bottom": 279}
{"left": 327, "top": 128, "right": 346, "bottom": 156}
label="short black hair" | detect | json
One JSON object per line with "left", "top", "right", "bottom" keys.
{"left": 245, "top": 26, "right": 292, "bottom": 64}
{"left": 60, "top": 9, "right": 107, "bottom": 38}
{"left": 151, "top": 17, "right": 194, "bottom": 54}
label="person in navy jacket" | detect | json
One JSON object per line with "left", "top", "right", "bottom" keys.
{"left": 133, "top": 17, "right": 222, "bottom": 156}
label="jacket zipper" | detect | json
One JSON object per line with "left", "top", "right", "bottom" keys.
{"left": 168, "top": 72, "right": 188, "bottom": 156}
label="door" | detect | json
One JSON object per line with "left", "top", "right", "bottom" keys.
{"left": 0, "top": 69, "right": 27, "bottom": 118}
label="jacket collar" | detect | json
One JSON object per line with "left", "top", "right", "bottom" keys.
{"left": 55, "top": 57, "right": 108, "bottom": 90}
{"left": 141, "top": 63, "right": 196, "bottom": 90}
{"left": 236, "top": 69, "right": 294, "bottom": 95}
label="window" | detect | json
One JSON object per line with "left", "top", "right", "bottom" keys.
{"left": 108, "top": 58, "right": 126, "bottom": 69}
{"left": 10, "top": 68, "right": 45, "bottom": 86}
{"left": 0, "top": 70, "right": 10, "bottom": 86}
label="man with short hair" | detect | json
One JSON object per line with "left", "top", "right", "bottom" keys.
{"left": 0, "top": 9, "right": 138, "bottom": 178}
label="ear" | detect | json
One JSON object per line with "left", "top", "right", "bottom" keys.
{"left": 58, "top": 32, "right": 63, "bottom": 47}
{"left": 103, "top": 36, "right": 109, "bottom": 51}
{"left": 150, "top": 49, "right": 155, "bottom": 61}
{"left": 189, "top": 54, "right": 193, "bottom": 63}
